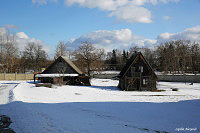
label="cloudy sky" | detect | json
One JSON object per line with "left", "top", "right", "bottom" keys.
{"left": 0, "top": 0, "right": 200, "bottom": 55}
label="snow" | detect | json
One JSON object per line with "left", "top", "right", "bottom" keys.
{"left": 155, "top": 71, "right": 200, "bottom": 75}
{"left": 0, "top": 79, "right": 200, "bottom": 133}
{"left": 93, "top": 71, "right": 120, "bottom": 74}
{"left": 35, "top": 74, "right": 79, "bottom": 77}
{"left": 0, "top": 83, "right": 18, "bottom": 104}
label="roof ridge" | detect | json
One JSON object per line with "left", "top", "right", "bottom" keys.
{"left": 60, "top": 56, "right": 83, "bottom": 74}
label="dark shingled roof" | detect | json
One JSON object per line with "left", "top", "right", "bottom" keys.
{"left": 42, "top": 56, "right": 83, "bottom": 74}
{"left": 61, "top": 56, "right": 83, "bottom": 74}
{"left": 118, "top": 52, "right": 157, "bottom": 78}
{"left": 118, "top": 52, "right": 139, "bottom": 78}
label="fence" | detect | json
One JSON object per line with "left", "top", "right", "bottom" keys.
{"left": 1, "top": 73, "right": 199, "bottom": 82}
{"left": 93, "top": 74, "right": 118, "bottom": 79}
{"left": 157, "top": 74, "right": 200, "bottom": 83}
{"left": 93, "top": 74, "right": 200, "bottom": 83}
{"left": 0, "top": 73, "right": 34, "bottom": 80}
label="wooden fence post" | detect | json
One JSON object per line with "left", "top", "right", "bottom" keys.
{"left": 15, "top": 72, "right": 17, "bottom": 80}
{"left": 4, "top": 72, "right": 6, "bottom": 80}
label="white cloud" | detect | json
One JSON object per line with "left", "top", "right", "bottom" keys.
{"left": 32, "top": 0, "right": 57, "bottom": 5}
{"left": 31, "top": 0, "right": 181, "bottom": 23}
{"left": 16, "top": 32, "right": 29, "bottom": 39}
{"left": 158, "top": 32, "right": 172, "bottom": 40}
{"left": 157, "top": 25, "right": 200, "bottom": 43}
{"left": 163, "top": 16, "right": 170, "bottom": 20}
{"left": 160, "top": 0, "right": 180, "bottom": 3}
{"left": 67, "top": 29, "right": 157, "bottom": 51}
{"left": 68, "top": 25, "right": 200, "bottom": 51}
{"left": 16, "top": 34, "right": 51, "bottom": 52}
{"left": 0, "top": 27, "right": 50, "bottom": 52}
{"left": 133, "top": 39, "right": 157, "bottom": 47}
{"left": 108, "top": 5, "right": 152, "bottom": 23}
{"left": 65, "top": 0, "right": 181, "bottom": 23}
{"left": 0, "top": 27, "right": 7, "bottom": 36}
{"left": 65, "top": 0, "right": 125, "bottom": 10}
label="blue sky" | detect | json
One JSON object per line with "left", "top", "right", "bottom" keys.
{"left": 0, "top": 0, "right": 200, "bottom": 56}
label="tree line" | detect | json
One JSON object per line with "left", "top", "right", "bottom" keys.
{"left": 0, "top": 31, "right": 199, "bottom": 75}
{"left": 103, "top": 40, "right": 200, "bottom": 74}
{"left": 56, "top": 40, "right": 200, "bottom": 75}
{"left": 0, "top": 31, "right": 49, "bottom": 73}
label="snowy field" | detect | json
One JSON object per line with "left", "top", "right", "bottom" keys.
{"left": 0, "top": 79, "right": 200, "bottom": 133}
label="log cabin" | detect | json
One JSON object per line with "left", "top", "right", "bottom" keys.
{"left": 35, "top": 56, "right": 90, "bottom": 86}
{"left": 118, "top": 52, "right": 157, "bottom": 91}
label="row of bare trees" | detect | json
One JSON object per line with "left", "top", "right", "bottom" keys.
{"left": 156, "top": 40, "right": 200, "bottom": 74}
{"left": 20, "top": 42, "right": 48, "bottom": 72}
{"left": 0, "top": 31, "right": 199, "bottom": 75}
{"left": 73, "top": 42, "right": 105, "bottom": 75}
{"left": 55, "top": 41, "right": 105, "bottom": 76}
{"left": 0, "top": 32, "right": 49, "bottom": 73}
{"left": 55, "top": 40, "right": 200, "bottom": 75}
{"left": 103, "top": 40, "right": 200, "bottom": 74}
{"left": 0, "top": 32, "right": 19, "bottom": 72}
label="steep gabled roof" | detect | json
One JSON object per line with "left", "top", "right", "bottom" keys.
{"left": 61, "top": 56, "right": 83, "bottom": 74}
{"left": 118, "top": 52, "right": 156, "bottom": 78}
{"left": 42, "top": 56, "right": 83, "bottom": 74}
{"left": 118, "top": 52, "right": 138, "bottom": 78}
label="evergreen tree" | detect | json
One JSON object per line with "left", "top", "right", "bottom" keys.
{"left": 122, "top": 50, "right": 128, "bottom": 64}
{"left": 111, "top": 49, "right": 117, "bottom": 64}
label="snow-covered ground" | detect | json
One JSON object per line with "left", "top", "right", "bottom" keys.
{"left": 0, "top": 79, "right": 200, "bottom": 133}
{"left": 0, "top": 83, "right": 18, "bottom": 104}
{"left": 93, "top": 71, "right": 120, "bottom": 74}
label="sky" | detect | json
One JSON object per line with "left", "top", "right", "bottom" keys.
{"left": 0, "top": 0, "right": 200, "bottom": 57}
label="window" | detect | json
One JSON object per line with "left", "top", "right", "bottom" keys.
{"left": 139, "top": 66, "right": 143, "bottom": 73}
{"left": 143, "top": 78, "right": 148, "bottom": 85}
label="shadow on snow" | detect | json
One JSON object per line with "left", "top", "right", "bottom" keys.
{"left": 0, "top": 100, "right": 200, "bottom": 133}
{"left": 85, "top": 85, "right": 120, "bottom": 91}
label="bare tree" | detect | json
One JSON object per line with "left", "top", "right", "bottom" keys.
{"left": 1, "top": 32, "right": 19, "bottom": 72}
{"left": 21, "top": 42, "right": 47, "bottom": 72}
{"left": 155, "top": 40, "right": 200, "bottom": 74}
{"left": 55, "top": 41, "right": 67, "bottom": 58}
{"left": 34, "top": 43, "right": 47, "bottom": 71}
{"left": 74, "top": 41, "right": 105, "bottom": 76}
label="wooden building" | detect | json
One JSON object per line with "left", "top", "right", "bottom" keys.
{"left": 35, "top": 56, "right": 90, "bottom": 86}
{"left": 118, "top": 52, "right": 157, "bottom": 91}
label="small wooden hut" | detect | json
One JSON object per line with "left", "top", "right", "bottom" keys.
{"left": 118, "top": 52, "right": 157, "bottom": 91}
{"left": 35, "top": 56, "right": 90, "bottom": 86}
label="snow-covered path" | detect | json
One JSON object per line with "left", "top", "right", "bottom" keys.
{"left": 0, "top": 79, "right": 200, "bottom": 133}
{"left": 0, "top": 83, "right": 18, "bottom": 104}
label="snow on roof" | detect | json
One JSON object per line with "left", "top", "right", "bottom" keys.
{"left": 35, "top": 74, "right": 79, "bottom": 78}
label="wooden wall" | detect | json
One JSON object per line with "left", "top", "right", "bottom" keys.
{"left": 0, "top": 73, "right": 34, "bottom": 80}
